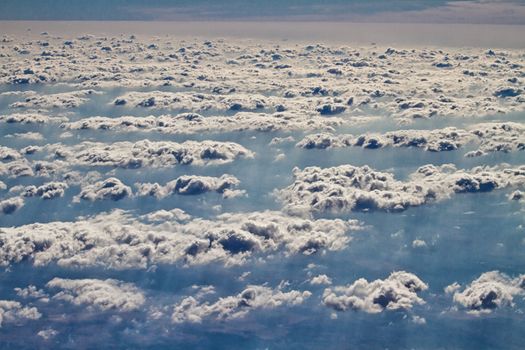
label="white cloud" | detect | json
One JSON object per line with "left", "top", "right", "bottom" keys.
{"left": 297, "top": 122, "right": 524, "bottom": 157}
{"left": 9, "top": 90, "right": 101, "bottom": 109}
{"left": 38, "top": 139, "right": 254, "bottom": 169}
{"left": 278, "top": 164, "right": 525, "bottom": 213}
{"left": 0, "top": 196, "right": 24, "bottom": 215}
{"left": 310, "top": 274, "right": 332, "bottom": 285}
{"left": 322, "top": 271, "right": 428, "bottom": 313}
{"left": 135, "top": 174, "right": 241, "bottom": 198}
{"left": 47, "top": 278, "right": 146, "bottom": 312}
{"left": 172, "top": 283, "right": 311, "bottom": 324}
{"left": 451, "top": 271, "right": 525, "bottom": 314}
{"left": 76, "top": 177, "right": 132, "bottom": 202}
{"left": 0, "top": 300, "right": 41, "bottom": 327}
{"left": 0, "top": 209, "right": 363, "bottom": 269}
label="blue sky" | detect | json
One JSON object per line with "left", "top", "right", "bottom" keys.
{"left": 1, "top": 0, "right": 524, "bottom": 24}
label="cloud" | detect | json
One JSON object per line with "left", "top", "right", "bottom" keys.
{"left": 23, "top": 181, "right": 68, "bottom": 200}
{"left": 47, "top": 278, "right": 145, "bottom": 312}
{"left": 4, "top": 132, "right": 44, "bottom": 141}
{"left": 0, "top": 113, "right": 68, "bottom": 124}
{"left": 37, "top": 328, "right": 58, "bottom": 340}
{"left": 0, "top": 146, "right": 23, "bottom": 161}
{"left": 38, "top": 140, "right": 254, "bottom": 169}
{"left": 141, "top": 208, "right": 192, "bottom": 222}
{"left": 310, "top": 274, "right": 332, "bottom": 285}
{"left": 0, "top": 209, "right": 363, "bottom": 269}
{"left": 322, "top": 271, "right": 428, "bottom": 313}
{"left": 0, "top": 196, "right": 24, "bottom": 215}
{"left": 65, "top": 111, "right": 343, "bottom": 135}
{"left": 9, "top": 90, "right": 100, "bottom": 109}
{"left": 135, "top": 174, "right": 242, "bottom": 198}
{"left": 297, "top": 122, "right": 524, "bottom": 156}
{"left": 172, "top": 283, "right": 311, "bottom": 324}
{"left": 278, "top": 163, "right": 525, "bottom": 213}
{"left": 112, "top": 91, "right": 270, "bottom": 112}
{"left": 0, "top": 300, "right": 41, "bottom": 327}
{"left": 450, "top": 271, "right": 525, "bottom": 314}
{"left": 76, "top": 177, "right": 132, "bottom": 202}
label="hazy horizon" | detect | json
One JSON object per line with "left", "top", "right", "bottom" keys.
{"left": 1, "top": 0, "right": 525, "bottom": 24}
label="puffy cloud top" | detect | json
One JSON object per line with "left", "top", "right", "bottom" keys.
{"left": 278, "top": 163, "right": 525, "bottom": 213}
{"left": 322, "top": 271, "right": 428, "bottom": 313}
{"left": 172, "top": 284, "right": 311, "bottom": 324}
{"left": 451, "top": 271, "right": 525, "bottom": 315}
{"left": 47, "top": 278, "right": 145, "bottom": 312}
{"left": 0, "top": 209, "right": 363, "bottom": 269}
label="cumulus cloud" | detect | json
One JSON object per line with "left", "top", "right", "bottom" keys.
{"left": 0, "top": 196, "right": 24, "bottom": 215}
{"left": 508, "top": 190, "right": 524, "bottom": 201}
{"left": 46, "top": 278, "right": 145, "bottom": 312}
{"left": 112, "top": 91, "right": 271, "bottom": 112}
{"left": 4, "top": 132, "right": 44, "bottom": 141}
{"left": 37, "top": 328, "right": 58, "bottom": 340}
{"left": 450, "top": 271, "right": 525, "bottom": 315}
{"left": 297, "top": 122, "right": 524, "bottom": 156}
{"left": 310, "top": 274, "right": 333, "bottom": 285}
{"left": 141, "top": 208, "right": 192, "bottom": 222}
{"left": 23, "top": 181, "right": 68, "bottom": 200}
{"left": 0, "top": 300, "right": 41, "bottom": 327}
{"left": 0, "top": 146, "right": 23, "bottom": 161}
{"left": 322, "top": 271, "right": 428, "bottom": 313}
{"left": 1, "top": 36, "right": 523, "bottom": 124}
{"left": 297, "top": 128, "right": 471, "bottom": 152}
{"left": 0, "top": 158, "right": 72, "bottom": 180}
{"left": 172, "top": 283, "right": 311, "bottom": 324}
{"left": 466, "top": 122, "right": 525, "bottom": 157}
{"left": 76, "top": 177, "right": 132, "bottom": 202}
{"left": 135, "top": 174, "right": 241, "bottom": 198}
{"left": 0, "top": 159, "right": 34, "bottom": 178}
{"left": 9, "top": 90, "right": 101, "bottom": 109}
{"left": 39, "top": 140, "right": 254, "bottom": 169}
{"left": 64, "top": 110, "right": 344, "bottom": 135}
{"left": 278, "top": 164, "right": 525, "bottom": 213}
{"left": 0, "top": 113, "right": 68, "bottom": 124}
{"left": 0, "top": 209, "right": 363, "bottom": 269}
{"left": 15, "top": 285, "right": 48, "bottom": 300}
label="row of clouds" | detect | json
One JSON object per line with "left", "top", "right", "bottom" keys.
{"left": 172, "top": 283, "right": 311, "bottom": 324}
{"left": 1, "top": 35, "right": 524, "bottom": 123}
{"left": 0, "top": 173, "right": 244, "bottom": 215}
{"left": 0, "top": 209, "right": 363, "bottom": 269}
{"left": 5, "top": 269, "right": 523, "bottom": 333}
{"left": 79, "top": 175, "right": 244, "bottom": 201}
{"left": 297, "top": 122, "right": 524, "bottom": 157}
{"left": 0, "top": 139, "right": 253, "bottom": 180}
{"left": 278, "top": 163, "right": 525, "bottom": 213}
{"left": 8, "top": 89, "right": 101, "bottom": 109}
{"left": 63, "top": 111, "right": 346, "bottom": 134}
{"left": 2, "top": 160, "right": 524, "bottom": 217}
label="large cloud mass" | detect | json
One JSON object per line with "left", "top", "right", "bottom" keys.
{"left": 46, "top": 278, "right": 146, "bottom": 312}
{"left": 278, "top": 164, "right": 525, "bottom": 213}
{"left": 0, "top": 209, "right": 362, "bottom": 269}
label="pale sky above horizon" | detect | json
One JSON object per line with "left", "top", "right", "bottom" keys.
{"left": 1, "top": 0, "right": 525, "bottom": 24}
